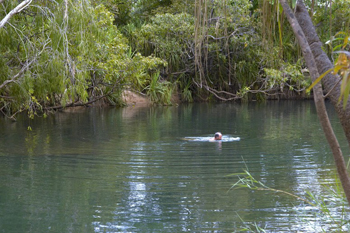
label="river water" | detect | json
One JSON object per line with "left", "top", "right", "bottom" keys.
{"left": 0, "top": 100, "right": 349, "bottom": 232}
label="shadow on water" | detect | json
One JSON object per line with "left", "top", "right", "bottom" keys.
{"left": 0, "top": 100, "right": 349, "bottom": 232}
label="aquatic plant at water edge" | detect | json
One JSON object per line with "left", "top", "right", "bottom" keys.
{"left": 230, "top": 170, "right": 350, "bottom": 232}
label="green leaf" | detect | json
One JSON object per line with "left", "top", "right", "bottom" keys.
{"left": 306, "top": 68, "right": 334, "bottom": 92}
{"left": 342, "top": 74, "right": 350, "bottom": 109}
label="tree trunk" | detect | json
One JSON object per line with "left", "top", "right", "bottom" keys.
{"left": 279, "top": 0, "right": 350, "bottom": 206}
{"left": 294, "top": 1, "right": 350, "bottom": 147}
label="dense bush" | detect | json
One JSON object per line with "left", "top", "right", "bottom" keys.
{"left": 1, "top": 0, "right": 348, "bottom": 117}
{"left": 0, "top": 1, "right": 165, "bottom": 118}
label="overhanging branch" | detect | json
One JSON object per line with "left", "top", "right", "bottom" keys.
{"left": 0, "top": 0, "right": 33, "bottom": 28}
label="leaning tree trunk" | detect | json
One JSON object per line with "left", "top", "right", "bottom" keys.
{"left": 294, "top": 1, "right": 350, "bottom": 147}
{"left": 279, "top": 0, "right": 350, "bottom": 206}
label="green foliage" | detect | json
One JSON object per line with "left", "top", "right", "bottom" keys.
{"left": 144, "top": 71, "right": 173, "bottom": 105}
{"left": 124, "top": 0, "right": 311, "bottom": 101}
{"left": 180, "top": 78, "right": 193, "bottom": 102}
{"left": 0, "top": 0, "right": 166, "bottom": 117}
{"left": 1, "top": 0, "right": 346, "bottom": 116}
{"left": 130, "top": 0, "right": 268, "bottom": 100}
{"left": 313, "top": 0, "right": 350, "bottom": 43}
{"left": 130, "top": 0, "right": 173, "bottom": 22}
{"left": 133, "top": 13, "right": 194, "bottom": 70}
{"left": 127, "top": 12, "right": 195, "bottom": 101}
{"left": 93, "top": 0, "right": 133, "bottom": 26}
{"left": 264, "top": 61, "right": 309, "bottom": 91}
{"left": 154, "top": 0, "right": 195, "bottom": 15}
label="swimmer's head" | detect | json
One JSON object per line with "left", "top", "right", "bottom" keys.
{"left": 214, "top": 132, "right": 222, "bottom": 140}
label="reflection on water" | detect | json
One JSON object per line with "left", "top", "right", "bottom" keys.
{"left": 0, "top": 101, "right": 349, "bottom": 232}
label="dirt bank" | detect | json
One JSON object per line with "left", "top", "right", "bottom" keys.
{"left": 122, "top": 90, "right": 152, "bottom": 107}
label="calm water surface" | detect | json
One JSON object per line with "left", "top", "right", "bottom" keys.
{"left": 0, "top": 101, "right": 349, "bottom": 232}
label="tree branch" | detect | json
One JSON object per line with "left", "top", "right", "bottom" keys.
{"left": 0, "top": 0, "right": 33, "bottom": 29}
{"left": 44, "top": 92, "right": 112, "bottom": 111}
{"left": 0, "top": 39, "right": 49, "bottom": 90}
{"left": 0, "top": 59, "right": 34, "bottom": 90}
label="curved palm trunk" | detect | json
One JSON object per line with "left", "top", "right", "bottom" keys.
{"left": 294, "top": 1, "right": 350, "bottom": 147}
{"left": 279, "top": 0, "right": 350, "bottom": 206}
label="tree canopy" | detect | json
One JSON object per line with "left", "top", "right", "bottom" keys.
{"left": 0, "top": 0, "right": 349, "bottom": 118}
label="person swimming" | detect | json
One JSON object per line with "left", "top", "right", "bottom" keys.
{"left": 209, "top": 132, "right": 222, "bottom": 141}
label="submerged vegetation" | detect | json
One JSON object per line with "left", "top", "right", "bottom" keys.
{"left": 0, "top": 0, "right": 349, "bottom": 118}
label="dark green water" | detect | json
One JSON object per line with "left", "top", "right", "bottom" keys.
{"left": 0, "top": 101, "right": 349, "bottom": 232}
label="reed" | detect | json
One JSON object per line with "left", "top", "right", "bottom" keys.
{"left": 229, "top": 169, "right": 350, "bottom": 232}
